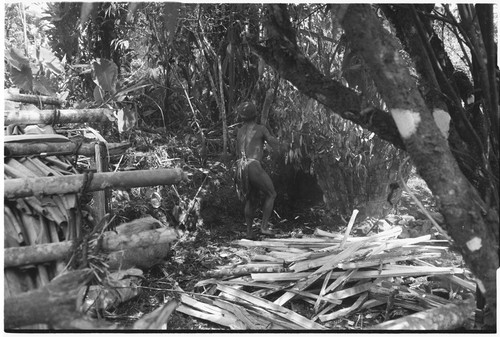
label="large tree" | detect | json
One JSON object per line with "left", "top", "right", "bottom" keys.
{"left": 248, "top": 4, "right": 498, "bottom": 324}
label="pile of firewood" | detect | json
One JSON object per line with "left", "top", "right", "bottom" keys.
{"left": 176, "top": 224, "right": 477, "bottom": 330}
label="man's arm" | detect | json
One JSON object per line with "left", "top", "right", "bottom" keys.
{"left": 262, "top": 126, "right": 280, "bottom": 152}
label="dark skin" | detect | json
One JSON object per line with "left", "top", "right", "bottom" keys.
{"left": 237, "top": 117, "right": 280, "bottom": 238}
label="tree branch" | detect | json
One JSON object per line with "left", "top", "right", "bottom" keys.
{"left": 248, "top": 5, "right": 405, "bottom": 150}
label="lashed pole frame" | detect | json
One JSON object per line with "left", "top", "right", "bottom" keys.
{"left": 91, "top": 142, "right": 109, "bottom": 230}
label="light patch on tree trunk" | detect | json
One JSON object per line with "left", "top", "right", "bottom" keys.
{"left": 390, "top": 108, "right": 421, "bottom": 139}
{"left": 476, "top": 279, "right": 486, "bottom": 294}
{"left": 433, "top": 109, "right": 451, "bottom": 139}
{"left": 466, "top": 236, "right": 482, "bottom": 251}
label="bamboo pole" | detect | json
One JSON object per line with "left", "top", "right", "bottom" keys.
{"left": 4, "top": 168, "right": 187, "bottom": 199}
{"left": 4, "top": 92, "right": 65, "bottom": 106}
{"left": 4, "top": 141, "right": 130, "bottom": 157}
{"left": 4, "top": 108, "right": 115, "bottom": 125}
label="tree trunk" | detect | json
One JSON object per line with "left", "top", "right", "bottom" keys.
{"left": 4, "top": 168, "right": 187, "bottom": 199}
{"left": 4, "top": 223, "right": 179, "bottom": 268}
{"left": 341, "top": 4, "right": 497, "bottom": 319}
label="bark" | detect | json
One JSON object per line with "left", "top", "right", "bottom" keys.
{"left": 4, "top": 168, "right": 187, "bottom": 199}
{"left": 4, "top": 141, "right": 130, "bottom": 159}
{"left": 381, "top": 5, "right": 494, "bottom": 200}
{"left": 4, "top": 108, "right": 115, "bottom": 125}
{"left": 341, "top": 3, "right": 497, "bottom": 319}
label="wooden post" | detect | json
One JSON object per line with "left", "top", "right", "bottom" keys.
{"left": 92, "top": 142, "right": 108, "bottom": 223}
{"left": 4, "top": 168, "right": 187, "bottom": 199}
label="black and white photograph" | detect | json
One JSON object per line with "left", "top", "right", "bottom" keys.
{"left": 2, "top": 2, "right": 498, "bottom": 332}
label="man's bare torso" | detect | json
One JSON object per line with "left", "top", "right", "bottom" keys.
{"left": 237, "top": 122, "right": 269, "bottom": 161}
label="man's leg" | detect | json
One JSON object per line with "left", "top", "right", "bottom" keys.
{"left": 247, "top": 161, "right": 277, "bottom": 234}
{"left": 244, "top": 198, "right": 256, "bottom": 239}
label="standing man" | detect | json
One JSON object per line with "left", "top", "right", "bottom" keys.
{"left": 235, "top": 101, "right": 280, "bottom": 239}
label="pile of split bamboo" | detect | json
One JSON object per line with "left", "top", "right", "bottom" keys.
{"left": 176, "top": 220, "right": 476, "bottom": 330}
{"left": 4, "top": 155, "right": 83, "bottom": 291}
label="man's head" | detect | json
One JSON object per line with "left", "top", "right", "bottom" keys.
{"left": 237, "top": 101, "right": 257, "bottom": 121}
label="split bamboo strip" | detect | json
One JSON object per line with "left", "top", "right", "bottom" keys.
{"left": 5, "top": 168, "right": 187, "bottom": 199}
{"left": 216, "top": 284, "right": 326, "bottom": 330}
{"left": 4, "top": 210, "right": 22, "bottom": 246}
{"left": 209, "top": 298, "right": 274, "bottom": 329}
{"left": 325, "top": 280, "right": 374, "bottom": 300}
{"left": 4, "top": 163, "right": 32, "bottom": 179}
{"left": 44, "top": 156, "right": 73, "bottom": 170}
{"left": 340, "top": 209, "right": 359, "bottom": 249}
{"left": 177, "top": 294, "right": 247, "bottom": 329}
{"left": 21, "top": 213, "right": 51, "bottom": 286}
{"left": 274, "top": 241, "right": 365, "bottom": 305}
{"left": 4, "top": 206, "right": 25, "bottom": 244}
{"left": 241, "top": 305, "right": 303, "bottom": 329}
{"left": 18, "top": 158, "right": 45, "bottom": 176}
{"left": 15, "top": 198, "right": 32, "bottom": 215}
{"left": 336, "top": 252, "right": 442, "bottom": 269}
{"left": 318, "top": 292, "right": 368, "bottom": 322}
{"left": 413, "top": 259, "right": 476, "bottom": 292}
{"left": 250, "top": 254, "right": 285, "bottom": 263}
{"left": 46, "top": 218, "right": 66, "bottom": 275}
{"left": 251, "top": 265, "right": 467, "bottom": 283}
{"left": 206, "top": 264, "right": 288, "bottom": 278}
{"left": 315, "top": 269, "right": 358, "bottom": 313}
{"left": 369, "top": 234, "right": 432, "bottom": 256}
{"left": 4, "top": 108, "right": 115, "bottom": 125}
{"left": 5, "top": 158, "right": 39, "bottom": 177}
{"left": 290, "top": 239, "right": 366, "bottom": 272}
{"left": 28, "top": 157, "right": 57, "bottom": 176}
{"left": 217, "top": 280, "right": 343, "bottom": 306}
{"left": 324, "top": 269, "right": 357, "bottom": 294}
